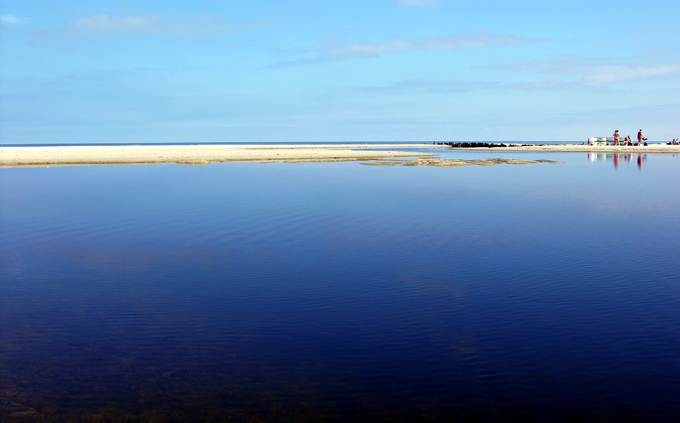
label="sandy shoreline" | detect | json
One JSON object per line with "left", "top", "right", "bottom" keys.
{"left": 453, "top": 144, "right": 680, "bottom": 153}
{"left": 1, "top": 143, "right": 678, "bottom": 168}
{"left": 0, "top": 144, "right": 435, "bottom": 167}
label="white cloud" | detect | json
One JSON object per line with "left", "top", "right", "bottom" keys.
{"left": 582, "top": 64, "right": 680, "bottom": 84}
{"left": 361, "top": 79, "right": 496, "bottom": 94}
{"left": 74, "top": 14, "right": 231, "bottom": 35}
{"left": 273, "top": 31, "right": 541, "bottom": 67}
{"left": 358, "top": 62, "right": 680, "bottom": 96}
{"left": 29, "top": 14, "right": 237, "bottom": 43}
{"left": 485, "top": 60, "right": 680, "bottom": 88}
{"left": 71, "top": 14, "right": 164, "bottom": 34}
{"left": 1, "top": 14, "right": 19, "bottom": 24}
{"left": 336, "top": 32, "right": 538, "bottom": 57}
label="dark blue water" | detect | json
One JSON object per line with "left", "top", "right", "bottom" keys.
{"left": 1, "top": 150, "right": 679, "bottom": 422}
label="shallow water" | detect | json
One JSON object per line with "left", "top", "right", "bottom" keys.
{"left": 1, "top": 149, "right": 679, "bottom": 422}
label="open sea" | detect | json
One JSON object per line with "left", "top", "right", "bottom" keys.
{"left": 1, "top": 147, "right": 679, "bottom": 422}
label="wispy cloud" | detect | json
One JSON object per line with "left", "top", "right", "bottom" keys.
{"left": 272, "top": 31, "right": 542, "bottom": 67}
{"left": 357, "top": 61, "right": 680, "bottom": 95}
{"left": 29, "top": 13, "right": 260, "bottom": 43}
{"left": 338, "top": 32, "right": 537, "bottom": 55}
{"left": 361, "top": 79, "right": 496, "bottom": 94}
{"left": 70, "top": 14, "right": 167, "bottom": 34}
{"left": 1, "top": 14, "right": 19, "bottom": 25}
{"left": 580, "top": 64, "right": 680, "bottom": 84}
{"left": 485, "top": 59, "right": 680, "bottom": 89}
{"left": 397, "top": 0, "right": 442, "bottom": 6}
{"left": 358, "top": 77, "right": 590, "bottom": 96}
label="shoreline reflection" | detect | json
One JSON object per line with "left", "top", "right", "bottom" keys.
{"left": 588, "top": 153, "right": 648, "bottom": 170}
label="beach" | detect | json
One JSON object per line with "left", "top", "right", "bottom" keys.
{"left": 1, "top": 143, "right": 679, "bottom": 168}
{"left": 454, "top": 143, "right": 680, "bottom": 153}
{"left": 0, "top": 144, "right": 434, "bottom": 167}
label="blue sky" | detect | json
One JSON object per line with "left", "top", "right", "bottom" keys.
{"left": 1, "top": 0, "right": 679, "bottom": 143}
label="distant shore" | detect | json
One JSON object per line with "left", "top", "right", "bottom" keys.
{"left": 1, "top": 143, "right": 679, "bottom": 168}
{"left": 446, "top": 143, "right": 680, "bottom": 153}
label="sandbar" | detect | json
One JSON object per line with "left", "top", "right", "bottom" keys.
{"left": 0, "top": 144, "right": 435, "bottom": 168}
{"left": 2, "top": 143, "right": 679, "bottom": 168}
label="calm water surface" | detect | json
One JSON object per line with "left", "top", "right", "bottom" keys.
{"left": 1, "top": 149, "right": 679, "bottom": 422}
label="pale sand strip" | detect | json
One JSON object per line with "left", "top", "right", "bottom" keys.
{"left": 2, "top": 143, "right": 679, "bottom": 168}
{"left": 455, "top": 144, "right": 680, "bottom": 153}
{"left": 0, "top": 144, "right": 435, "bottom": 168}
